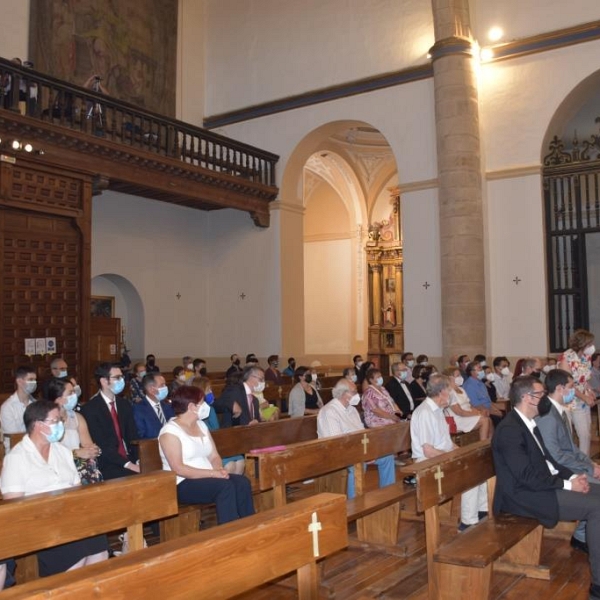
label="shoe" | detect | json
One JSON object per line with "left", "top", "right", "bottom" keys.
{"left": 478, "top": 511, "right": 488, "bottom": 521}
{"left": 457, "top": 522, "right": 472, "bottom": 533}
{"left": 590, "top": 582, "right": 600, "bottom": 599}
{"left": 403, "top": 475, "right": 416, "bottom": 486}
{"left": 570, "top": 536, "right": 589, "bottom": 554}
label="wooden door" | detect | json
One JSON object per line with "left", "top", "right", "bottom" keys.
{"left": 88, "top": 317, "right": 121, "bottom": 398}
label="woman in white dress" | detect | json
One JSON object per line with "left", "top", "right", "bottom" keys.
{"left": 444, "top": 367, "right": 491, "bottom": 440}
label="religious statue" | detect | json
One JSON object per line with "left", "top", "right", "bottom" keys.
{"left": 381, "top": 298, "right": 396, "bottom": 326}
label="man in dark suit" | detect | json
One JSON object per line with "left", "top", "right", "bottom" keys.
{"left": 384, "top": 361, "right": 416, "bottom": 417}
{"left": 81, "top": 362, "right": 140, "bottom": 480}
{"left": 213, "top": 365, "right": 264, "bottom": 428}
{"left": 132, "top": 373, "right": 174, "bottom": 439}
{"left": 493, "top": 375, "right": 600, "bottom": 599}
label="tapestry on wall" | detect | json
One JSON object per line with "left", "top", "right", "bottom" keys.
{"left": 29, "top": 0, "right": 178, "bottom": 117}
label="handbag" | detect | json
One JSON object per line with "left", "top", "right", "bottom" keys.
{"left": 74, "top": 456, "right": 104, "bottom": 485}
{"left": 443, "top": 409, "right": 458, "bottom": 434}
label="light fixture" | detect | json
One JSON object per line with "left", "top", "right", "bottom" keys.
{"left": 426, "top": 52, "right": 432, "bottom": 59}
{"left": 11, "top": 140, "right": 21, "bottom": 150}
{"left": 480, "top": 48, "right": 494, "bottom": 62}
{"left": 23, "top": 143, "right": 33, "bottom": 153}
{"left": 488, "top": 26, "right": 504, "bottom": 42}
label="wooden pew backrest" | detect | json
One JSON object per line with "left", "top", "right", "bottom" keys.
{"left": 2, "top": 493, "right": 349, "bottom": 600}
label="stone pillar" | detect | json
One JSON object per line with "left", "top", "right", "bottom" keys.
{"left": 430, "top": 0, "right": 485, "bottom": 361}
{"left": 371, "top": 264, "right": 382, "bottom": 325}
{"left": 394, "top": 264, "right": 403, "bottom": 329}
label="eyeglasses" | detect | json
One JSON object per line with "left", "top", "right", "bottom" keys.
{"left": 42, "top": 417, "right": 64, "bottom": 425}
{"left": 109, "top": 375, "right": 124, "bottom": 381}
{"left": 528, "top": 391, "right": 545, "bottom": 399}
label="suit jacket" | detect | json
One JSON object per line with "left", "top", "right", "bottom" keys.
{"left": 492, "top": 408, "right": 573, "bottom": 527}
{"left": 132, "top": 397, "right": 175, "bottom": 439}
{"left": 384, "top": 377, "right": 414, "bottom": 416}
{"left": 213, "top": 383, "right": 262, "bottom": 428}
{"left": 535, "top": 402, "right": 594, "bottom": 477}
{"left": 81, "top": 392, "right": 139, "bottom": 479}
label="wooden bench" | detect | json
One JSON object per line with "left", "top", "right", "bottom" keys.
{"left": 404, "top": 440, "right": 548, "bottom": 600}
{"left": 2, "top": 492, "right": 348, "bottom": 600}
{"left": 249, "top": 422, "right": 414, "bottom": 545}
{"left": 0, "top": 471, "right": 178, "bottom": 583}
{"left": 133, "top": 415, "right": 320, "bottom": 538}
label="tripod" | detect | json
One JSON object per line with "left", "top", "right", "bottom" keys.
{"left": 86, "top": 77, "right": 103, "bottom": 128}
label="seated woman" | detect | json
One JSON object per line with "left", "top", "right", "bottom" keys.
{"left": 0, "top": 401, "right": 108, "bottom": 576}
{"left": 189, "top": 376, "right": 245, "bottom": 475}
{"left": 443, "top": 367, "right": 491, "bottom": 441}
{"left": 159, "top": 385, "right": 255, "bottom": 524}
{"left": 361, "top": 367, "right": 402, "bottom": 426}
{"left": 288, "top": 366, "right": 323, "bottom": 418}
{"left": 357, "top": 361, "right": 376, "bottom": 393}
{"left": 408, "top": 365, "right": 434, "bottom": 407}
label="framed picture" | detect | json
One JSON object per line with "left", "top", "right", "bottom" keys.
{"left": 91, "top": 295, "right": 115, "bottom": 318}
{"left": 385, "top": 278, "right": 395, "bottom": 293}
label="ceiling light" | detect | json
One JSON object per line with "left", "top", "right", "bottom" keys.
{"left": 488, "top": 26, "right": 504, "bottom": 42}
{"left": 23, "top": 143, "right": 33, "bottom": 153}
{"left": 480, "top": 48, "right": 494, "bottom": 62}
{"left": 11, "top": 140, "right": 21, "bottom": 150}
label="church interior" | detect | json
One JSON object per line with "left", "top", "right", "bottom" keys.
{"left": 1, "top": 0, "right": 600, "bottom": 598}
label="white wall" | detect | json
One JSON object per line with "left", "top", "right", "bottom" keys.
{"left": 472, "top": 0, "right": 600, "bottom": 43}
{"left": 0, "top": 0, "right": 30, "bottom": 59}
{"left": 304, "top": 239, "right": 352, "bottom": 354}
{"left": 204, "top": 0, "right": 434, "bottom": 114}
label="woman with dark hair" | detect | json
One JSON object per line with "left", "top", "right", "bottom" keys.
{"left": 408, "top": 365, "right": 434, "bottom": 408}
{"left": 158, "top": 386, "right": 254, "bottom": 524}
{"left": 357, "top": 361, "right": 375, "bottom": 392}
{"left": 558, "top": 328, "right": 597, "bottom": 456}
{"left": 46, "top": 379, "right": 101, "bottom": 482}
{"left": 361, "top": 368, "right": 402, "bottom": 426}
{"left": 288, "top": 366, "right": 323, "bottom": 417}
{"left": 0, "top": 401, "right": 108, "bottom": 576}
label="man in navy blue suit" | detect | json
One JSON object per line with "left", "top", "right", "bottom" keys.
{"left": 493, "top": 375, "right": 600, "bottom": 599}
{"left": 132, "top": 373, "right": 174, "bottom": 439}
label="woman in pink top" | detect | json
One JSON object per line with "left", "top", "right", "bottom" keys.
{"left": 361, "top": 367, "right": 402, "bottom": 427}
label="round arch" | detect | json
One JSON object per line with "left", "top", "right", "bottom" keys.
{"left": 91, "top": 274, "right": 145, "bottom": 359}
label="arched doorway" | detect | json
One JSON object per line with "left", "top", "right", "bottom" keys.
{"left": 91, "top": 274, "right": 145, "bottom": 359}
{"left": 542, "top": 69, "right": 600, "bottom": 351}
{"left": 279, "top": 121, "right": 400, "bottom": 365}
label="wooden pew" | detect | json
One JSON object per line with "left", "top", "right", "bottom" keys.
{"left": 249, "top": 422, "right": 413, "bottom": 545}
{"left": 133, "top": 416, "right": 319, "bottom": 537}
{"left": 2, "top": 493, "right": 348, "bottom": 600}
{"left": 0, "top": 471, "right": 178, "bottom": 583}
{"left": 403, "top": 440, "right": 548, "bottom": 600}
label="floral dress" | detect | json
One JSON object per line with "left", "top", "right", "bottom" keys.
{"left": 559, "top": 348, "right": 591, "bottom": 411}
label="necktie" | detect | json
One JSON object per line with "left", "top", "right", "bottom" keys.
{"left": 155, "top": 403, "right": 166, "bottom": 425}
{"left": 110, "top": 401, "right": 127, "bottom": 458}
{"left": 561, "top": 411, "right": 572, "bottom": 436}
{"left": 247, "top": 393, "right": 254, "bottom": 420}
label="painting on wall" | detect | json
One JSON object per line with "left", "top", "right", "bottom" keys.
{"left": 29, "top": 0, "right": 178, "bottom": 117}
{"left": 91, "top": 296, "right": 115, "bottom": 318}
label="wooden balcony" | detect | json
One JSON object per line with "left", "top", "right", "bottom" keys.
{"left": 0, "top": 58, "right": 278, "bottom": 226}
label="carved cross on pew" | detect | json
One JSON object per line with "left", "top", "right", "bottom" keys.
{"left": 361, "top": 433, "right": 370, "bottom": 455}
{"left": 307, "top": 511, "right": 322, "bottom": 557}
{"left": 434, "top": 465, "right": 444, "bottom": 495}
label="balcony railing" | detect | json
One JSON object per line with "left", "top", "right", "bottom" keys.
{"left": 0, "top": 57, "right": 277, "bottom": 187}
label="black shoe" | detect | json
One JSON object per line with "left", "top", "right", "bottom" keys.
{"left": 590, "top": 582, "right": 600, "bottom": 599}
{"left": 478, "top": 511, "right": 488, "bottom": 521}
{"left": 457, "top": 522, "right": 472, "bottom": 533}
{"left": 570, "top": 536, "right": 589, "bottom": 554}
{"left": 403, "top": 475, "right": 416, "bottom": 486}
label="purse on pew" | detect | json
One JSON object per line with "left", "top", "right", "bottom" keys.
{"left": 443, "top": 409, "right": 458, "bottom": 434}
{"left": 74, "top": 457, "right": 103, "bottom": 485}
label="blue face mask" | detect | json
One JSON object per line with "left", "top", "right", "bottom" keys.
{"left": 58, "top": 369, "right": 68, "bottom": 378}
{"left": 375, "top": 376, "right": 384, "bottom": 386}
{"left": 110, "top": 378, "right": 125, "bottom": 395}
{"left": 205, "top": 392, "right": 215, "bottom": 405}
{"left": 156, "top": 386, "right": 168, "bottom": 402}
{"left": 399, "top": 371, "right": 408, "bottom": 381}
{"left": 63, "top": 393, "right": 78, "bottom": 412}
{"left": 563, "top": 388, "right": 576, "bottom": 404}
{"left": 477, "top": 370, "right": 485, "bottom": 380}
{"left": 44, "top": 421, "right": 65, "bottom": 443}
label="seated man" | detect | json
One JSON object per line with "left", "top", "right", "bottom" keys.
{"left": 41, "top": 357, "right": 81, "bottom": 400}
{"left": 462, "top": 361, "right": 504, "bottom": 427}
{"left": 128, "top": 362, "right": 146, "bottom": 404}
{"left": 81, "top": 362, "right": 140, "bottom": 480}
{"left": 411, "top": 373, "right": 487, "bottom": 531}
{"left": 317, "top": 378, "right": 395, "bottom": 499}
{"left": 225, "top": 354, "right": 243, "bottom": 378}
{"left": 493, "top": 375, "right": 600, "bottom": 600}
{"left": 133, "top": 373, "right": 174, "bottom": 439}
{"left": 536, "top": 368, "right": 600, "bottom": 553}
{"left": 1, "top": 365, "right": 37, "bottom": 434}
{"left": 213, "top": 366, "right": 264, "bottom": 427}
{"left": 385, "top": 361, "right": 416, "bottom": 417}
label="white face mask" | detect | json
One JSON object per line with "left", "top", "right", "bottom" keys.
{"left": 406, "top": 360, "right": 415, "bottom": 368}
{"left": 25, "top": 380, "right": 37, "bottom": 395}
{"left": 500, "top": 367, "right": 511, "bottom": 377}
{"left": 584, "top": 344, "right": 596, "bottom": 357}
{"left": 186, "top": 363, "right": 193, "bottom": 370}
{"left": 349, "top": 393, "right": 361, "bottom": 406}
{"left": 254, "top": 381, "right": 266, "bottom": 394}
{"left": 480, "top": 361, "right": 487, "bottom": 368}
{"left": 350, "top": 374, "right": 357, "bottom": 383}
{"left": 356, "top": 361, "right": 363, "bottom": 369}
{"left": 542, "top": 364, "right": 555, "bottom": 373}
{"left": 311, "top": 373, "right": 317, "bottom": 383}
{"left": 73, "top": 384, "right": 82, "bottom": 398}
{"left": 486, "top": 373, "right": 496, "bottom": 382}
{"left": 454, "top": 375, "right": 464, "bottom": 387}
{"left": 197, "top": 402, "right": 210, "bottom": 420}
